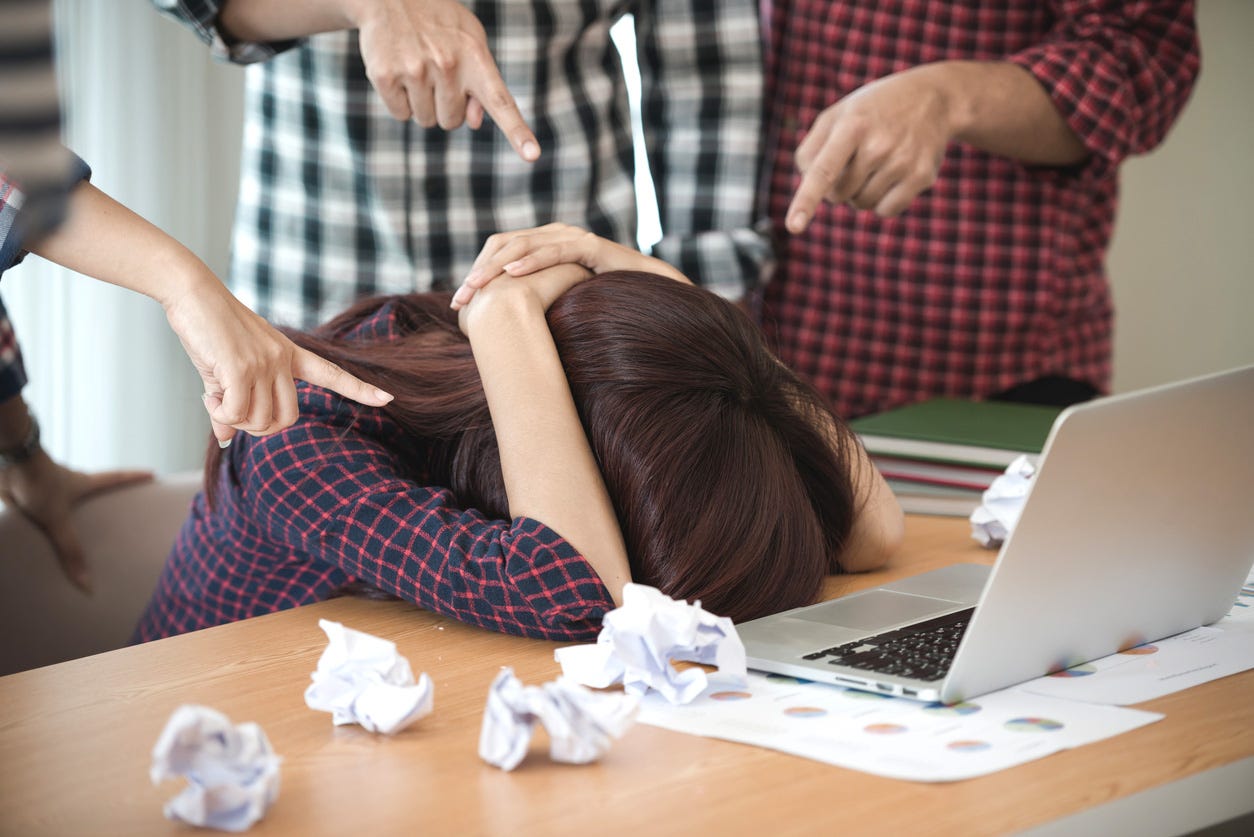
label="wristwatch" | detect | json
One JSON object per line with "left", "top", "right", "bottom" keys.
{"left": 0, "top": 414, "right": 41, "bottom": 468}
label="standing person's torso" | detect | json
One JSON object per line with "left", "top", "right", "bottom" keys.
{"left": 234, "top": 2, "right": 638, "bottom": 328}
{"left": 762, "top": 1, "right": 1116, "bottom": 417}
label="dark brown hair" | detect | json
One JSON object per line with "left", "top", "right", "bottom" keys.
{"left": 206, "top": 272, "right": 860, "bottom": 622}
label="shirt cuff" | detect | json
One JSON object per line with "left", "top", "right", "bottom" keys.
{"left": 651, "top": 227, "right": 773, "bottom": 301}
{"left": 0, "top": 311, "right": 28, "bottom": 403}
{"left": 152, "top": 0, "right": 298, "bottom": 64}
{"left": 0, "top": 151, "right": 91, "bottom": 273}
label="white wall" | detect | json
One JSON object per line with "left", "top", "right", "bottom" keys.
{"left": 1107, "top": 0, "right": 1254, "bottom": 392}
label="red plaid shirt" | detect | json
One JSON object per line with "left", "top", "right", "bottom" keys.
{"left": 761, "top": 0, "right": 1199, "bottom": 417}
{"left": 134, "top": 302, "right": 614, "bottom": 643}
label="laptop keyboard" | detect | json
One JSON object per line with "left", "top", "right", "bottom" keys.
{"left": 801, "top": 607, "right": 974, "bottom": 682}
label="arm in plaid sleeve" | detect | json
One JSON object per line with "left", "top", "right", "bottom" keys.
{"left": 0, "top": 300, "right": 26, "bottom": 402}
{"left": 0, "top": 156, "right": 28, "bottom": 400}
{"left": 0, "top": 173, "right": 24, "bottom": 279}
{"left": 3, "top": 161, "right": 88, "bottom": 400}
{"left": 1007, "top": 0, "right": 1200, "bottom": 167}
{"left": 634, "top": 0, "right": 771, "bottom": 301}
{"left": 150, "top": 0, "right": 300, "bottom": 63}
{"left": 153, "top": 1, "right": 537, "bottom": 157}
{"left": 237, "top": 390, "right": 614, "bottom": 640}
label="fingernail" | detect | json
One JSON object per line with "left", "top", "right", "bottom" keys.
{"left": 787, "top": 210, "right": 808, "bottom": 232}
{"left": 522, "top": 140, "right": 540, "bottom": 161}
{"left": 504, "top": 260, "right": 525, "bottom": 273}
{"left": 374, "top": 388, "right": 394, "bottom": 403}
{"left": 464, "top": 268, "right": 483, "bottom": 284}
{"left": 218, "top": 438, "right": 232, "bottom": 449}
{"left": 453, "top": 286, "right": 471, "bottom": 305}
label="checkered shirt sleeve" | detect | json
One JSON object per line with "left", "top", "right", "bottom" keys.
{"left": 635, "top": 0, "right": 772, "bottom": 299}
{"left": 1006, "top": 0, "right": 1200, "bottom": 172}
{"left": 133, "top": 380, "right": 615, "bottom": 642}
{"left": 2, "top": 175, "right": 30, "bottom": 399}
{"left": 0, "top": 299, "right": 25, "bottom": 402}
{"left": 243, "top": 393, "right": 613, "bottom": 638}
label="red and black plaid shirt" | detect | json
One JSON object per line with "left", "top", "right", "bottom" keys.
{"left": 133, "top": 303, "right": 614, "bottom": 643}
{"left": 761, "top": 0, "right": 1199, "bottom": 418}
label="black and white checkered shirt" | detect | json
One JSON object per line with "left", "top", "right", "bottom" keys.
{"left": 154, "top": 1, "right": 769, "bottom": 328}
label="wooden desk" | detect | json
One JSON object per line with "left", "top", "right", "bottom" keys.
{"left": 1, "top": 516, "right": 1251, "bottom": 836}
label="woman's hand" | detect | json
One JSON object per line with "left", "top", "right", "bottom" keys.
{"left": 163, "top": 275, "right": 395, "bottom": 445}
{"left": 456, "top": 263, "right": 592, "bottom": 337}
{"left": 451, "top": 223, "right": 689, "bottom": 310}
{"left": 29, "top": 182, "right": 395, "bottom": 448}
{"left": 0, "top": 450, "right": 152, "bottom": 593}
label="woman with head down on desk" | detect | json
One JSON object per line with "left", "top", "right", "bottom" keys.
{"left": 133, "top": 226, "right": 904, "bottom": 643}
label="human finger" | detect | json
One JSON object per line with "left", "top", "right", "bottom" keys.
{"left": 201, "top": 393, "right": 235, "bottom": 447}
{"left": 210, "top": 379, "right": 248, "bottom": 428}
{"left": 271, "top": 375, "right": 301, "bottom": 433}
{"left": 455, "top": 225, "right": 587, "bottom": 308}
{"left": 367, "top": 67, "right": 414, "bottom": 122}
{"left": 500, "top": 233, "right": 605, "bottom": 277}
{"left": 787, "top": 128, "right": 858, "bottom": 234}
{"left": 451, "top": 268, "right": 504, "bottom": 311}
{"left": 292, "top": 348, "right": 394, "bottom": 407}
{"left": 432, "top": 54, "right": 469, "bottom": 130}
{"left": 468, "top": 231, "right": 515, "bottom": 274}
{"left": 873, "top": 169, "right": 934, "bottom": 218}
{"left": 207, "top": 378, "right": 267, "bottom": 436}
{"left": 43, "top": 520, "right": 92, "bottom": 594}
{"left": 210, "top": 418, "right": 235, "bottom": 448}
{"left": 466, "top": 54, "right": 539, "bottom": 162}
{"left": 466, "top": 96, "right": 485, "bottom": 130}
{"left": 407, "top": 78, "right": 438, "bottom": 129}
{"left": 453, "top": 237, "right": 556, "bottom": 309}
{"left": 848, "top": 164, "right": 899, "bottom": 212}
{"left": 792, "top": 109, "right": 832, "bottom": 172}
{"left": 467, "top": 235, "right": 541, "bottom": 284}
{"left": 828, "top": 147, "right": 880, "bottom": 206}
{"left": 25, "top": 469, "right": 103, "bottom": 594}
{"left": 462, "top": 230, "right": 532, "bottom": 289}
{"left": 75, "top": 468, "right": 155, "bottom": 502}
{"left": 242, "top": 380, "right": 277, "bottom": 436}
{"left": 464, "top": 225, "right": 585, "bottom": 285}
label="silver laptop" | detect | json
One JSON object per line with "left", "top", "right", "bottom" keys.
{"left": 739, "top": 364, "right": 1254, "bottom": 704}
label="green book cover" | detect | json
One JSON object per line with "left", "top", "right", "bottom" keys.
{"left": 848, "top": 398, "right": 1063, "bottom": 467}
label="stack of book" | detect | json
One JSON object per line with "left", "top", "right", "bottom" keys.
{"left": 848, "top": 398, "right": 1063, "bottom": 517}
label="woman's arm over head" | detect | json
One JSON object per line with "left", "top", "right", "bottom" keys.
{"left": 840, "top": 438, "right": 905, "bottom": 573}
{"left": 223, "top": 383, "right": 614, "bottom": 639}
{"left": 774, "top": 362, "right": 904, "bottom": 574}
{"left": 453, "top": 223, "right": 689, "bottom": 310}
{"left": 458, "top": 266, "right": 633, "bottom": 604}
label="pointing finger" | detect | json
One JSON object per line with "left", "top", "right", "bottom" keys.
{"left": 292, "top": 349, "right": 394, "bottom": 407}
{"left": 468, "top": 56, "right": 539, "bottom": 162}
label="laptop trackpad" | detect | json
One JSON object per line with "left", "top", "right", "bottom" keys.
{"left": 790, "top": 590, "right": 955, "bottom": 632}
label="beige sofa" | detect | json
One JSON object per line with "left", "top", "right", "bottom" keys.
{"left": 0, "top": 471, "right": 201, "bottom": 676}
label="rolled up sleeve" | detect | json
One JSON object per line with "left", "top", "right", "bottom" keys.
{"left": 238, "top": 391, "right": 614, "bottom": 641}
{"left": 151, "top": 0, "right": 301, "bottom": 63}
{"left": 1007, "top": 0, "right": 1200, "bottom": 171}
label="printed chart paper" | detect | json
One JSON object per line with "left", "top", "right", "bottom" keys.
{"left": 637, "top": 673, "right": 1159, "bottom": 782}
